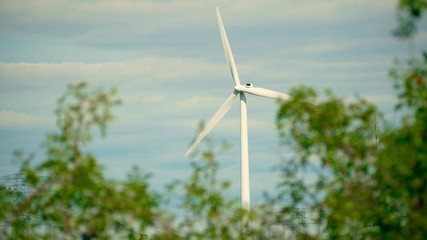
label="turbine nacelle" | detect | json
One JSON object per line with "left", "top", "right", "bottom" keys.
{"left": 235, "top": 84, "right": 291, "bottom": 100}
{"left": 234, "top": 83, "right": 253, "bottom": 92}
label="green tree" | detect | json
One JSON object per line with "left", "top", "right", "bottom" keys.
{"left": 393, "top": 0, "right": 427, "bottom": 39}
{"left": 0, "top": 82, "right": 159, "bottom": 239}
{"left": 160, "top": 123, "right": 270, "bottom": 239}
{"left": 273, "top": 1, "right": 426, "bottom": 239}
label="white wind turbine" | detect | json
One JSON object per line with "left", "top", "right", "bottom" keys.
{"left": 185, "top": 7, "right": 291, "bottom": 210}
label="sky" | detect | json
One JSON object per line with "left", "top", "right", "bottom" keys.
{"left": 1, "top": 0, "right": 426, "bottom": 203}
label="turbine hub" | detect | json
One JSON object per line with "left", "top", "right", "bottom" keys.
{"left": 235, "top": 83, "right": 253, "bottom": 93}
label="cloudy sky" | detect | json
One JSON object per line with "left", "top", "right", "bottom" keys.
{"left": 1, "top": 0, "right": 426, "bottom": 202}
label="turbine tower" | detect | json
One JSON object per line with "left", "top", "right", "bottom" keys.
{"left": 185, "top": 7, "right": 291, "bottom": 210}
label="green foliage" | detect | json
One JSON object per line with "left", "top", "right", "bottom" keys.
{"left": 161, "top": 124, "right": 269, "bottom": 239}
{"left": 275, "top": 86, "right": 379, "bottom": 239}
{"left": 374, "top": 51, "right": 427, "bottom": 238}
{"left": 275, "top": 62, "right": 426, "bottom": 238}
{"left": 274, "top": 2, "right": 427, "bottom": 238}
{"left": 393, "top": 0, "right": 427, "bottom": 39}
{"left": 0, "top": 82, "right": 158, "bottom": 239}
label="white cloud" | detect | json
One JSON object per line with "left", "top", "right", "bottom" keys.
{"left": 0, "top": 57, "right": 221, "bottom": 87}
{"left": 0, "top": 111, "right": 53, "bottom": 129}
{"left": 365, "top": 94, "right": 398, "bottom": 106}
{"left": 0, "top": 0, "right": 396, "bottom": 44}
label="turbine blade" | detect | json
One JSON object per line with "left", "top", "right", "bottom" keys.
{"left": 242, "top": 87, "right": 291, "bottom": 100}
{"left": 185, "top": 91, "right": 238, "bottom": 157}
{"left": 216, "top": 7, "right": 241, "bottom": 86}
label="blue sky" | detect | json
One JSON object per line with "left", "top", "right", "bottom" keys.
{"left": 1, "top": 0, "right": 426, "bottom": 202}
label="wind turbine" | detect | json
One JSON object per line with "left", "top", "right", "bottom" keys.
{"left": 185, "top": 7, "right": 291, "bottom": 210}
